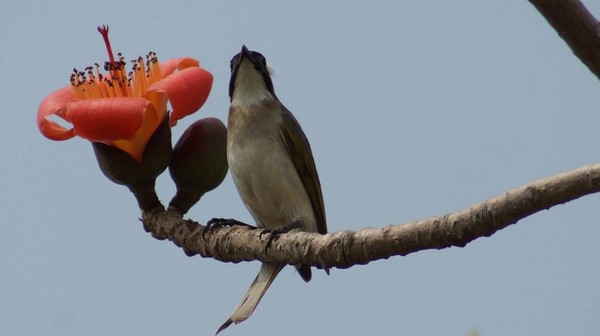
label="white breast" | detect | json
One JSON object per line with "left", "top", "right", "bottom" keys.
{"left": 231, "top": 60, "right": 274, "bottom": 108}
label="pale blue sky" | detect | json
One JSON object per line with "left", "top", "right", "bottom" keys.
{"left": 2, "top": 1, "right": 600, "bottom": 335}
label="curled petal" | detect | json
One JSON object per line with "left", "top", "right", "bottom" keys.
{"left": 37, "top": 86, "right": 77, "bottom": 140}
{"left": 67, "top": 97, "right": 155, "bottom": 142}
{"left": 160, "top": 57, "right": 200, "bottom": 77}
{"left": 112, "top": 102, "right": 162, "bottom": 163}
{"left": 146, "top": 67, "right": 213, "bottom": 126}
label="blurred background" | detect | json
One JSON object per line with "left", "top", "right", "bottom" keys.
{"left": 1, "top": 1, "right": 599, "bottom": 335}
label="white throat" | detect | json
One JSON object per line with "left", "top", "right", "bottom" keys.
{"left": 231, "top": 60, "right": 274, "bottom": 108}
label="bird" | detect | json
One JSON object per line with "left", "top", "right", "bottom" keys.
{"left": 216, "top": 45, "right": 328, "bottom": 334}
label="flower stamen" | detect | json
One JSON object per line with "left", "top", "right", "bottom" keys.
{"left": 69, "top": 25, "right": 165, "bottom": 101}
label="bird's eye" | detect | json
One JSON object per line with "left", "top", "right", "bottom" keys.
{"left": 251, "top": 51, "right": 267, "bottom": 67}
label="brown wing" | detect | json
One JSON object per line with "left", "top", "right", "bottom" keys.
{"left": 279, "top": 106, "right": 327, "bottom": 234}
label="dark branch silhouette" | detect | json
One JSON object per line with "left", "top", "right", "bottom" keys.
{"left": 142, "top": 164, "right": 600, "bottom": 269}
{"left": 530, "top": 0, "right": 600, "bottom": 79}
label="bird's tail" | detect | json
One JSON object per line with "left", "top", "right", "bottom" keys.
{"left": 216, "top": 262, "right": 284, "bottom": 334}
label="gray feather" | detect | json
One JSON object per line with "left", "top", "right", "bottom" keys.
{"left": 216, "top": 263, "right": 285, "bottom": 334}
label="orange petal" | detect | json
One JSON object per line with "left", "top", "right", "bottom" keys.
{"left": 67, "top": 97, "right": 154, "bottom": 142}
{"left": 113, "top": 102, "right": 161, "bottom": 163}
{"left": 160, "top": 57, "right": 200, "bottom": 77}
{"left": 146, "top": 67, "right": 213, "bottom": 126}
{"left": 37, "top": 86, "right": 77, "bottom": 140}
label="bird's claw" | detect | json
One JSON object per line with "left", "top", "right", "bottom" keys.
{"left": 259, "top": 221, "right": 302, "bottom": 255}
{"left": 259, "top": 229, "right": 279, "bottom": 254}
{"left": 203, "top": 218, "right": 254, "bottom": 241}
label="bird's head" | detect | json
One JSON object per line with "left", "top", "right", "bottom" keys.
{"left": 229, "top": 45, "right": 275, "bottom": 105}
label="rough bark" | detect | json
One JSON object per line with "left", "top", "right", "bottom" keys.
{"left": 141, "top": 164, "right": 600, "bottom": 270}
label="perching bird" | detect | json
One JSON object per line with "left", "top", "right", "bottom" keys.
{"left": 217, "top": 45, "right": 328, "bottom": 333}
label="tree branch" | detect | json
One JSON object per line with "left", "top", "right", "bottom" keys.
{"left": 141, "top": 164, "right": 600, "bottom": 269}
{"left": 530, "top": 0, "right": 600, "bottom": 79}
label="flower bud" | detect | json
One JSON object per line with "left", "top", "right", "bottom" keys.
{"left": 168, "top": 117, "right": 228, "bottom": 214}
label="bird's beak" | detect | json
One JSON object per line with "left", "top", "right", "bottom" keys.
{"left": 240, "top": 45, "right": 251, "bottom": 60}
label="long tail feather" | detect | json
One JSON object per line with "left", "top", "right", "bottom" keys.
{"left": 216, "top": 262, "right": 284, "bottom": 334}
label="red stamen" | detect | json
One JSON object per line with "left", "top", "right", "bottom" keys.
{"left": 97, "top": 25, "right": 115, "bottom": 65}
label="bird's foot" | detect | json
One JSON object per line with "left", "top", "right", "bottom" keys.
{"left": 259, "top": 221, "right": 302, "bottom": 254}
{"left": 203, "top": 218, "right": 255, "bottom": 241}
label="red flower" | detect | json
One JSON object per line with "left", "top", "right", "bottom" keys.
{"left": 37, "top": 25, "right": 213, "bottom": 163}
